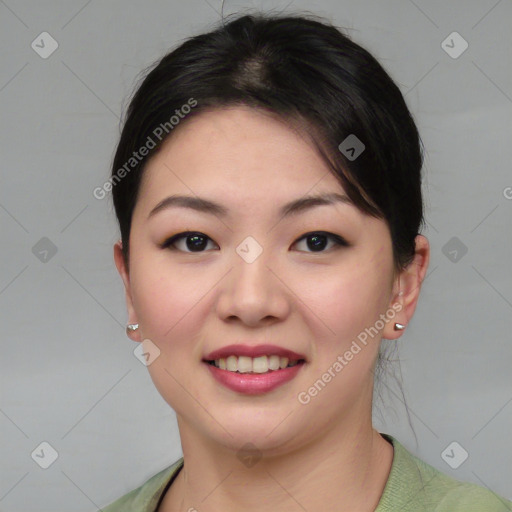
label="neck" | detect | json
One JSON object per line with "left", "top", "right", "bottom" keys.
{"left": 160, "top": 416, "right": 393, "bottom": 512}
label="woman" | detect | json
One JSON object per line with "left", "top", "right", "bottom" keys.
{"left": 104, "top": 12, "right": 511, "bottom": 512}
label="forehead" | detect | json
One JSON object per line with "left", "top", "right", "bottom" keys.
{"left": 136, "top": 106, "right": 345, "bottom": 215}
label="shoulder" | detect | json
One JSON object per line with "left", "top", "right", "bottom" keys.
{"left": 434, "top": 481, "right": 512, "bottom": 511}
{"left": 377, "top": 434, "right": 512, "bottom": 512}
{"left": 102, "top": 458, "right": 184, "bottom": 512}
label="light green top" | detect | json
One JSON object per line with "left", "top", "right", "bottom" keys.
{"left": 102, "top": 434, "right": 512, "bottom": 511}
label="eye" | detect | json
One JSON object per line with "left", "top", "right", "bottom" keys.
{"left": 292, "top": 231, "right": 349, "bottom": 253}
{"left": 161, "top": 231, "right": 218, "bottom": 253}
{"left": 161, "top": 230, "right": 348, "bottom": 254}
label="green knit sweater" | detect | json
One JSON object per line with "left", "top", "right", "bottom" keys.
{"left": 102, "top": 434, "right": 511, "bottom": 511}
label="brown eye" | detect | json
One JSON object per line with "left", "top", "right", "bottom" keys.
{"left": 161, "top": 232, "right": 218, "bottom": 252}
{"left": 293, "top": 231, "right": 349, "bottom": 253}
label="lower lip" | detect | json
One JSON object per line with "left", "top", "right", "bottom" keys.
{"left": 204, "top": 361, "right": 305, "bottom": 395}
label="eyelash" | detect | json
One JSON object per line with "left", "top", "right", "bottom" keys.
{"left": 160, "top": 231, "right": 349, "bottom": 254}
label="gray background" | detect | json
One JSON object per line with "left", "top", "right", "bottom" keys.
{"left": 1, "top": 0, "right": 511, "bottom": 510}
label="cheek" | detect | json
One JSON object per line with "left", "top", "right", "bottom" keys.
{"left": 297, "top": 266, "right": 391, "bottom": 406}
{"left": 129, "top": 257, "right": 209, "bottom": 349}
{"left": 128, "top": 259, "right": 213, "bottom": 412}
{"left": 302, "top": 261, "right": 391, "bottom": 343}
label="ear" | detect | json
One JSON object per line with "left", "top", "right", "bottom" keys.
{"left": 382, "top": 235, "right": 430, "bottom": 340}
{"left": 114, "top": 240, "right": 141, "bottom": 342}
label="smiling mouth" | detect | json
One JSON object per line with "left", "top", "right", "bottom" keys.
{"left": 204, "top": 355, "right": 306, "bottom": 374}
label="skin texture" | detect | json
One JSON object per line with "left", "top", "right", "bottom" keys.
{"left": 114, "top": 106, "right": 430, "bottom": 511}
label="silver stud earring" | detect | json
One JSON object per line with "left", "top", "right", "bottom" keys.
{"left": 126, "top": 323, "right": 139, "bottom": 333}
{"left": 394, "top": 323, "right": 405, "bottom": 331}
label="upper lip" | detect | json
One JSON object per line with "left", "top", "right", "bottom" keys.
{"left": 204, "top": 344, "right": 307, "bottom": 362}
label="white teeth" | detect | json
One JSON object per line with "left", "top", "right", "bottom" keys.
{"left": 252, "top": 356, "right": 268, "bottom": 374}
{"left": 226, "top": 355, "right": 237, "bottom": 372}
{"left": 237, "top": 356, "right": 253, "bottom": 373}
{"left": 268, "top": 355, "right": 280, "bottom": 370}
{"left": 212, "top": 355, "right": 301, "bottom": 373}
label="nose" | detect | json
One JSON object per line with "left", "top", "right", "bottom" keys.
{"left": 215, "top": 250, "right": 291, "bottom": 327}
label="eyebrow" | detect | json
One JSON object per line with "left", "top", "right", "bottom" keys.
{"left": 147, "top": 192, "right": 353, "bottom": 220}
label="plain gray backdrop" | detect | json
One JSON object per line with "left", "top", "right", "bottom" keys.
{"left": 1, "top": 0, "right": 511, "bottom": 510}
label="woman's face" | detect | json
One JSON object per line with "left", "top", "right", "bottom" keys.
{"left": 115, "top": 106, "right": 419, "bottom": 454}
